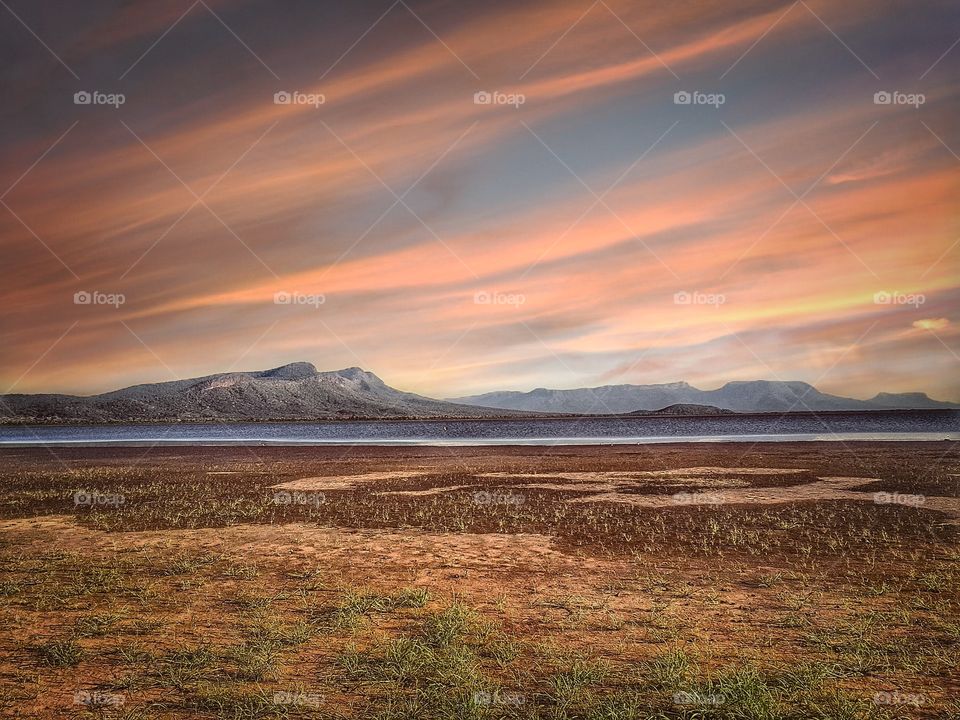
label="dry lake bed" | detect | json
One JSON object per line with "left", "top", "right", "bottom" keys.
{"left": 0, "top": 442, "right": 957, "bottom": 718}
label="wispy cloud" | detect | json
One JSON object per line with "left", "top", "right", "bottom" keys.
{"left": 2, "top": 0, "right": 957, "bottom": 401}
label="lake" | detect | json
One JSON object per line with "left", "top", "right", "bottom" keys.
{"left": 1, "top": 411, "right": 957, "bottom": 446}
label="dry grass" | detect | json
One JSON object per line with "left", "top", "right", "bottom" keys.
{"left": 0, "top": 442, "right": 957, "bottom": 718}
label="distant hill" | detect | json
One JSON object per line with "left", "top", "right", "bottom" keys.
{"left": 450, "top": 380, "right": 959, "bottom": 414}
{"left": 632, "top": 404, "right": 736, "bottom": 416}
{"left": 0, "top": 363, "right": 516, "bottom": 423}
{"left": 867, "top": 392, "right": 958, "bottom": 410}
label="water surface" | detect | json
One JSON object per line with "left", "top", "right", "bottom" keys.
{"left": 1, "top": 412, "right": 956, "bottom": 446}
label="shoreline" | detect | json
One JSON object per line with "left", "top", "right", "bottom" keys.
{"left": 1, "top": 432, "right": 958, "bottom": 448}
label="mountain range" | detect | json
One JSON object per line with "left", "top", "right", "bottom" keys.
{"left": 449, "top": 380, "right": 959, "bottom": 414}
{"left": 0, "top": 363, "right": 955, "bottom": 423}
{"left": 0, "top": 363, "right": 509, "bottom": 423}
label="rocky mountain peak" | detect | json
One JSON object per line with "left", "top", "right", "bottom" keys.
{"left": 258, "top": 362, "right": 318, "bottom": 380}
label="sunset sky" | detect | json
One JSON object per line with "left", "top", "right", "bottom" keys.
{"left": 1, "top": 0, "right": 958, "bottom": 401}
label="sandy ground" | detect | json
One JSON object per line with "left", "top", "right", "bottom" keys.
{"left": 271, "top": 466, "right": 960, "bottom": 523}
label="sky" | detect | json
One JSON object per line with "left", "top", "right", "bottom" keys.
{"left": 1, "top": 0, "right": 958, "bottom": 401}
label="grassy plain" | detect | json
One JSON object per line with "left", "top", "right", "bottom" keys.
{"left": 0, "top": 442, "right": 957, "bottom": 718}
